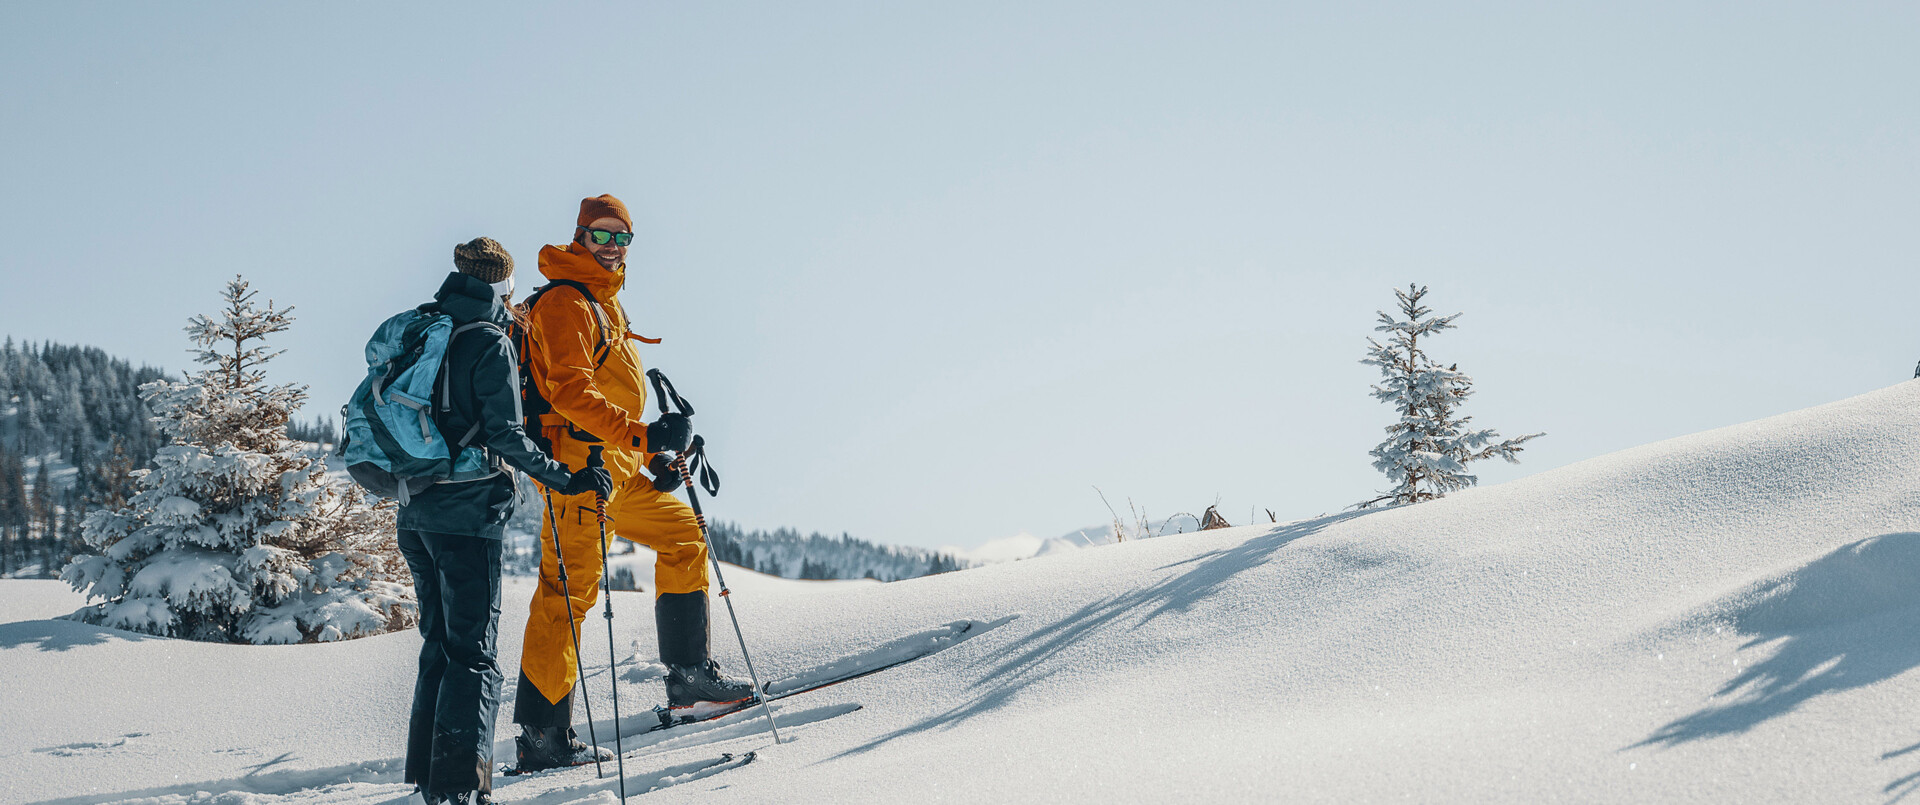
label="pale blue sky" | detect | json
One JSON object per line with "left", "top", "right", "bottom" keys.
{"left": 3, "top": 2, "right": 1915, "bottom": 550}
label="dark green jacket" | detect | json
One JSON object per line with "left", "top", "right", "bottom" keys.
{"left": 396, "top": 272, "right": 574, "bottom": 538}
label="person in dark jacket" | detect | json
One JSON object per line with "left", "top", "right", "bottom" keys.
{"left": 397, "top": 237, "right": 613, "bottom": 805}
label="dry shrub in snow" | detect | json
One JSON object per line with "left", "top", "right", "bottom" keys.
{"left": 1200, "top": 505, "right": 1231, "bottom": 530}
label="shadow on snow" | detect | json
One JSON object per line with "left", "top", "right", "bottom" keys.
{"left": 0, "top": 617, "right": 156, "bottom": 651}
{"left": 828, "top": 509, "right": 1382, "bottom": 760}
{"left": 1624, "top": 532, "right": 1920, "bottom": 802}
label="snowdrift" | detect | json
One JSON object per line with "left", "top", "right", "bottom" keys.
{"left": 5, "top": 381, "right": 1920, "bottom": 803}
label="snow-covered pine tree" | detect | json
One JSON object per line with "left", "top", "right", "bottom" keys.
{"left": 1359, "top": 284, "right": 1542, "bottom": 508}
{"left": 63, "top": 276, "right": 417, "bottom": 643}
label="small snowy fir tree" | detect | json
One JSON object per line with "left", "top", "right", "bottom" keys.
{"left": 1359, "top": 284, "right": 1542, "bottom": 508}
{"left": 63, "top": 276, "right": 417, "bottom": 643}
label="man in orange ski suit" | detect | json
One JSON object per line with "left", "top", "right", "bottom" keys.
{"left": 509, "top": 194, "right": 753, "bottom": 771}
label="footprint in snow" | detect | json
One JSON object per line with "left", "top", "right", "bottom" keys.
{"left": 33, "top": 732, "right": 147, "bottom": 756}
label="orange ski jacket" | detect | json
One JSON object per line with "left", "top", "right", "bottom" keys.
{"left": 523, "top": 242, "right": 660, "bottom": 480}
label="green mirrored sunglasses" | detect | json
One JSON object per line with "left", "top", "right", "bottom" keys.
{"left": 581, "top": 227, "right": 634, "bottom": 247}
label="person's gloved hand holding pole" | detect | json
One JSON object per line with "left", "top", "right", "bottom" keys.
{"left": 561, "top": 465, "right": 612, "bottom": 498}
{"left": 648, "top": 413, "right": 692, "bottom": 454}
{"left": 649, "top": 453, "right": 682, "bottom": 494}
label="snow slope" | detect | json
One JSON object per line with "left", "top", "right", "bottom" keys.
{"left": 941, "top": 532, "right": 1089, "bottom": 565}
{"left": 946, "top": 514, "right": 1211, "bottom": 566}
{"left": 601, "top": 544, "right": 881, "bottom": 597}
{"left": 7, "top": 380, "right": 1920, "bottom": 803}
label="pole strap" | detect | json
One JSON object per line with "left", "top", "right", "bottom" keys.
{"left": 647, "top": 368, "right": 695, "bottom": 417}
{"left": 646, "top": 368, "right": 716, "bottom": 495}
{"left": 677, "top": 435, "right": 721, "bottom": 498}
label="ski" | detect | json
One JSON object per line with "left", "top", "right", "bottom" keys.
{"left": 503, "top": 750, "right": 757, "bottom": 785}
{"left": 646, "top": 696, "right": 761, "bottom": 733}
{"left": 640, "top": 618, "right": 993, "bottom": 734}
{"left": 761, "top": 618, "right": 986, "bottom": 700}
{"left": 643, "top": 751, "right": 757, "bottom": 793}
{"left": 500, "top": 756, "right": 606, "bottom": 778}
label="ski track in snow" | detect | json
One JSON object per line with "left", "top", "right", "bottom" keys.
{"left": 22, "top": 758, "right": 408, "bottom": 805}
{"left": 32, "top": 733, "right": 149, "bottom": 757}
{"left": 22, "top": 701, "right": 844, "bottom": 805}
{"left": 513, "top": 752, "right": 756, "bottom": 805}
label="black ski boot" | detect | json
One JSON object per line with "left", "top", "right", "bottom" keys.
{"left": 666, "top": 659, "right": 757, "bottom": 707}
{"left": 657, "top": 591, "right": 758, "bottom": 708}
{"left": 514, "top": 724, "right": 612, "bottom": 772}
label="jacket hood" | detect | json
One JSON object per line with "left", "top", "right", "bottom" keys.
{"left": 537, "top": 242, "right": 625, "bottom": 296}
{"left": 432, "top": 272, "right": 511, "bottom": 327}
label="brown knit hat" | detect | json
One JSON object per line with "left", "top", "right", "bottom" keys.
{"left": 452, "top": 237, "right": 513, "bottom": 283}
{"left": 577, "top": 194, "right": 632, "bottom": 230}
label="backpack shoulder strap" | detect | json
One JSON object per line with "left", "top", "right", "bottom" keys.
{"left": 438, "top": 321, "right": 510, "bottom": 450}
{"left": 449, "top": 321, "right": 504, "bottom": 339}
{"left": 524, "top": 279, "right": 614, "bottom": 368}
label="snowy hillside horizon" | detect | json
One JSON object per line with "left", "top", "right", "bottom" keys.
{"left": 0, "top": 335, "right": 987, "bottom": 585}
{"left": 6, "top": 381, "right": 1920, "bottom": 803}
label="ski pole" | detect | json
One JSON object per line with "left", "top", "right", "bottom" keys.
{"left": 646, "top": 368, "right": 782, "bottom": 744}
{"left": 671, "top": 437, "right": 781, "bottom": 743}
{"left": 544, "top": 490, "right": 603, "bottom": 779}
{"left": 587, "top": 445, "right": 629, "bottom": 803}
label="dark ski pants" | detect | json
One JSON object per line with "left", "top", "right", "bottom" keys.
{"left": 399, "top": 528, "right": 503, "bottom": 795}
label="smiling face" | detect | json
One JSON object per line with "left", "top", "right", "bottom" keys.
{"left": 578, "top": 216, "right": 630, "bottom": 269}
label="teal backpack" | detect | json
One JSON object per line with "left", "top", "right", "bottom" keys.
{"left": 339, "top": 306, "right": 503, "bottom": 505}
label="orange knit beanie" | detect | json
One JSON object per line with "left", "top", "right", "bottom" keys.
{"left": 577, "top": 194, "right": 632, "bottom": 230}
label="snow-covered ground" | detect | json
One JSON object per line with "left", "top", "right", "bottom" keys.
{"left": 940, "top": 532, "right": 1088, "bottom": 565}
{"left": 947, "top": 515, "right": 1212, "bottom": 566}
{"left": 7, "top": 381, "right": 1920, "bottom": 803}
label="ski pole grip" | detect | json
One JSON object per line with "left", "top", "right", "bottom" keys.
{"left": 587, "top": 445, "right": 604, "bottom": 470}
{"left": 647, "top": 368, "right": 695, "bottom": 417}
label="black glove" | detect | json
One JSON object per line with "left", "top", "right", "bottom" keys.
{"left": 647, "top": 413, "right": 693, "bottom": 453}
{"left": 649, "top": 452, "right": 683, "bottom": 494}
{"left": 561, "top": 466, "right": 613, "bottom": 498}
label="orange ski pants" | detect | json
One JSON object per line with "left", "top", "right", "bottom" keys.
{"left": 518, "top": 432, "right": 709, "bottom": 708}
